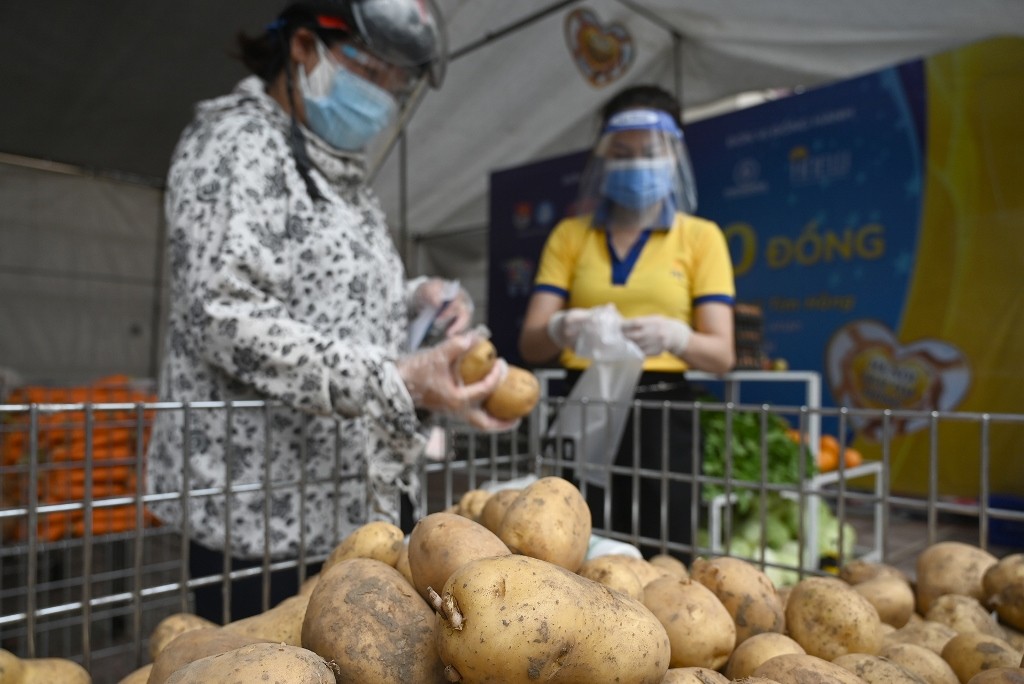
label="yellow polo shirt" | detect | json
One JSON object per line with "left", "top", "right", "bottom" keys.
{"left": 533, "top": 212, "right": 735, "bottom": 371}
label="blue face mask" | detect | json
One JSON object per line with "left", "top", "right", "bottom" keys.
{"left": 299, "top": 43, "right": 397, "bottom": 151}
{"left": 601, "top": 158, "right": 676, "bottom": 210}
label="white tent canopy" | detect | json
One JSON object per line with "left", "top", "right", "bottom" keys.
{"left": 2, "top": 0, "right": 1023, "bottom": 384}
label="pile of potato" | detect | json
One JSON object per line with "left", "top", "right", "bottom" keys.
{"left": 101, "top": 477, "right": 1024, "bottom": 683}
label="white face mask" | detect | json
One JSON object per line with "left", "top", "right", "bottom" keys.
{"left": 299, "top": 41, "right": 338, "bottom": 99}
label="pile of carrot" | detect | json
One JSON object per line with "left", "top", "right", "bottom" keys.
{"left": 0, "top": 375, "right": 160, "bottom": 542}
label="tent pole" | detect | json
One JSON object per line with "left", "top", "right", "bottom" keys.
{"left": 399, "top": 130, "right": 411, "bottom": 273}
{"left": 449, "top": 0, "right": 583, "bottom": 61}
{"left": 673, "top": 33, "right": 684, "bottom": 106}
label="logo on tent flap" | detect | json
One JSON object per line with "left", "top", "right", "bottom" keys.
{"left": 565, "top": 8, "right": 634, "bottom": 88}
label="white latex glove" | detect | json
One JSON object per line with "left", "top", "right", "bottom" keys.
{"left": 412, "top": 278, "right": 474, "bottom": 336}
{"left": 546, "top": 308, "right": 593, "bottom": 350}
{"left": 620, "top": 316, "right": 694, "bottom": 358}
{"left": 397, "top": 333, "right": 518, "bottom": 432}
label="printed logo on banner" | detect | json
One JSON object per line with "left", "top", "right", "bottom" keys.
{"left": 502, "top": 258, "right": 535, "bottom": 298}
{"left": 564, "top": 8, "right": 634, "bottom": 88}
{"left": 789, "top": 146, "right": 853, "bottom": 186}
{"left": 724, "top": 157, "right": 769, "bottom": 198}
{"left": 826, "top": 320, "right": 970, "bottom": 440}
{"left": 513, "top": 202, "right": 532, "bottom": 231}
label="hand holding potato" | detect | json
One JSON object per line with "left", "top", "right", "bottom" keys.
{"left": 457, "top": 339, "right": 541, "bottom": 423}
{"left": 398, "top": 333, "right": 517, "bottom": 432}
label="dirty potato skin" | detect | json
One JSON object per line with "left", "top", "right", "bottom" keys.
{"left": 407, "top": 511, "right": 511, "bottom": 603}
{"left": 301, "top": 558, "right": 445, "bottom": 684}
{"left": 148, "top": 612, "right": 218, "bottom": 659}
{"left": 661, "top": 666, "right": 730, "bottom": 683}
{"left": 689, "top": 556, "right": 786, "bottom": 645}
{"left": 724, "top": 632, "right": 806, "bottom": 680}
{"left": 643, "top": 576, "right": 737, "bottom": 670}
{"left": 497, "top": 476, "right": 592, "bottom": 572}
{"left": 785, "top": 576, "right": 883, "bottom": 660}
{"left": 832, "top": 653, "right": 929, "bottom": 684}
{"left": 752, "top": 653, "right": 871, "bottom": 684}
{"left": 435, "top": 554, "right": 671, "bottom": 684}
{"left": 940, "top": 632, "right": 1023, "bottom": 684}
{"left": 148, "top": 629, "right": 273, "bottom": 684}
{"left": 320, "top": 519, "right": 406, "bottom": 573}
{"left": 915, "top": 541, "right": 998, "bottom": 615}
{"left": 163, "top": 642, "right": 334, "bottom": 683}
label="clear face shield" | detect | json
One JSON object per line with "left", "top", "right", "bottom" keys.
{"left": 349, "top": 0, "right": 448, "bottom": 88}
{"left": 576, "top": 108, "right": 698, "bottom": 221}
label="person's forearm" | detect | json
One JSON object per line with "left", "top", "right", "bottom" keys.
{"left": 679, "top": 333, "right": 735, "bottom": 375}
{"left": 518, "top": 325, "right": 561, "bottom": 366}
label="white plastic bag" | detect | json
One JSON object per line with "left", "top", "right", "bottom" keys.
{"left": 546, "top": 305, "right": 645, "bottom": 486}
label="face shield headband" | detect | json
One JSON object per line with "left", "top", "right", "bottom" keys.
{"left": 576, "top": 108, "right": 698, "bottom": 220}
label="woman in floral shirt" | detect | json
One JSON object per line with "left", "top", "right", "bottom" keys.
{"left": 147, "top": 0, "right": 511, "bottom": 622}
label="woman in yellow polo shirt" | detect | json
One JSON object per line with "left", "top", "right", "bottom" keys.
{"left": 518, "top": 84, "right": 736, "bottom": 559}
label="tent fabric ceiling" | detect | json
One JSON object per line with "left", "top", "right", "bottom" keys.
{"left": 3, "top": 1, "right": 1024, "bottom": 230}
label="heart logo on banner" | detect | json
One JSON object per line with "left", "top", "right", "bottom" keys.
{"left": 564, "top": 8, "right": 634, "bottom": 88}
{"left": 826, "top": 320, "right": 971, "bottom": 440}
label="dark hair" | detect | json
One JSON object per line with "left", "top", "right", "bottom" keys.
{"left": 599, "top": 84, "right": 682, "bottom": 129}
{"left": 236, "top": 4, "right": 351, "bottom": 82}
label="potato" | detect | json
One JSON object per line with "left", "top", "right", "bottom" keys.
{"left": 164, "top": 643, "right": 334, "bottom": 683}
{"left": 926, "top": 594, "right": 1005, "bottom": 638}
{"left": 458, "top": 339, "right": 497, "bottom": 384}
{"left": 649, "top": 554, "right": 689, "bottom": 579}
{"left": 752, "top": 653, "right": 871, "bottom": 684}
{"left": 983, "top": 554, "right": 1024, "bottom": 603}
{"left": 1002, "top": 625, "right": 1024, "bottom": 652}
{"left": 841, "top": 560, "right": 912, "bottom": 586}
{"left": 832, "top": 653, "right": 929, "bottom": 684}
{"left": 578, "top": 555, "right": 645, "bottom": 601}
{"left": 989, "top": 578, "right": 1024, "bottom": 632}
{"left": 785, "top": 576, "right": 883, "bottom": 660}
{"left": 222, "top": 592, "right": 310, "bottom": 645}
{"left": 298, "top": 573, "right": 319, "bottom": 595}
{"left": 396, "top": 540, "right": 415, "bottom": 587}
{"left": 321, "top": 519, "right": 405, "bottom": 572}
{"left": 661, "top": 666, "right": 730, "bottom": 683}
{"left": 598, "top": 554, "right": 674, "bottom": 587}
{"left": 455, "top": 488, "right": 493, "bottom": 521}
{"left": 0, "top": 650, "right": 91, "bottom": 684}
{"left": 484, "top": 365, "right": 540, "bottom": 420}
{"left": 407, "top": 511, "right": 511, "bottom": 602}
{"left": 148, "top": 628, "right": 271, "bottom": 684}
{"left": 882, "top": 619, "right": 959, "bottom": 654}
{"left": 725, "top": 632, "right": 806, "bottom": 680}
{"left": 643, "top": 576, "right": 737, "bottom": 670}
{"left": 916, "top": 542, "right": 998, "bottom": 615}
{"left": 690, "top": 556, "right": 786, "bottom": 644}
{"left": 853, "top": 575, "right": 917, "bottom": 628}
{"left": 476, "top": 487, "right": 522, "bottom": 535}
{"left": 940, "top": 632, "right": 1022, "bottom": 684}
{"left": 148, "top": 612, "right": 218, "bottom": 659}
{"left": 434, "top": 553, "right": 671, "bottom": 683}
{"left": 115, "top": 663, "right": 152, "bottom": 684}
{"left": 301, "top": 557, "right": 444, "bottom": 683}
{"left": 965, "top": 669, "right": 1024, "bottom": 684}
{"left": 497, "top": 476, "right": 592, "bottom": 572}
{"left": 877, "top": 642, "right": 960, "bottom": 684}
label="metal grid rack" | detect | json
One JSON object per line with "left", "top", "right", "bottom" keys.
{"left": 1, "top": 392, "right": 1023, "bottom": 683}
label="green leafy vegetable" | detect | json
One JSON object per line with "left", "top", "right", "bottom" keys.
{"left": 699, "top": 408, "right": 815, "bottom": 514}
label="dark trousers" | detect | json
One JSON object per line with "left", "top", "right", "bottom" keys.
{"left": 189, "top": 541, "right": 322, "bottom": 624}
{"left": 554, "top": 371, "right": 698, "bottom": 559}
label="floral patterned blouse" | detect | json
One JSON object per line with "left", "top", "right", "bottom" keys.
{"left": 146, "top": 76, "right": 427, "bottom": 559}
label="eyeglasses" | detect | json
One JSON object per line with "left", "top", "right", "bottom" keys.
{"left": 333, "top": 43, "right": 420, "bottom": 100}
